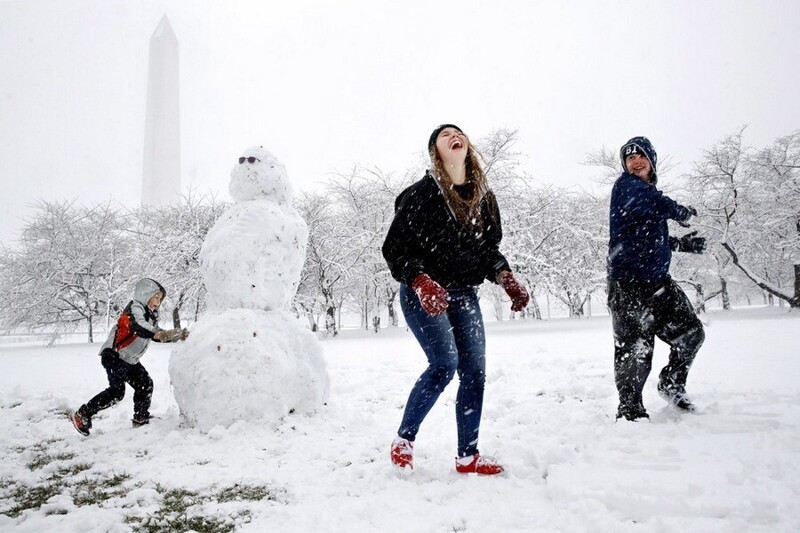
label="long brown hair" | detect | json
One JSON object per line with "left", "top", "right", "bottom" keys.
{"left": 430, "top": 135, "right": 490, "bottom": 225}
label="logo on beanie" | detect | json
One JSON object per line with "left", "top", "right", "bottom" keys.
{"left": 623, "top": 144, "right": 641, "bottom": 156}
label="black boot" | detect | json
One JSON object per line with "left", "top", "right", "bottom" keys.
{"left": 657, "top": 381, "right": 695, "bottom": 412}
{"left": 616, "top": 401, "right": 649, "bottom": 422}
{"left": 132, "top": 413, "right": 151, "bottom": 428}
{"left": 69, "top": 406, "right": 93, "bottom": 436}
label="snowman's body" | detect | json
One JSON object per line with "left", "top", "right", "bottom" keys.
{"left": 170, "top": 147, "right": 329, "bottom": 432}
{"left": 201, "top": 199, "right": 306, "bottom": 311}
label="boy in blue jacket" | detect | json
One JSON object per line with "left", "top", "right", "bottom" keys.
{"left": 69, "top": 278, "right": 188, "bottom": 435}
{"left": 608, "top": 137, "right": 706, "bottom": 421}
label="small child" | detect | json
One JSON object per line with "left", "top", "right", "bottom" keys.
{"left": 69, "top": 278, "right": 189, "bottom": 436}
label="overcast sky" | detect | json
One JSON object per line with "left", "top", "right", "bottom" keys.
{"left": 1, "top": 0, "right": 799, "bottom": 244}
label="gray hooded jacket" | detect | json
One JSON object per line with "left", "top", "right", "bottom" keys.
{"left": 100, "top": 278, "right": 165, "bottom": 364}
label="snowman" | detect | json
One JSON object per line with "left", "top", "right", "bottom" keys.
{"left": 169, "top": 146, "right": 329, "bottom": 432}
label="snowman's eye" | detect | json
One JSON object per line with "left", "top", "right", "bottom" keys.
{"left": 239, "top": 156, "right": 260, "bottom": 164}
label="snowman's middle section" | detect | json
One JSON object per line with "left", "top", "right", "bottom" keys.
{"left": 201, "top": 200, "right": 308, "bottom": 311}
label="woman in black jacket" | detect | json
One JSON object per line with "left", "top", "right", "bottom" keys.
{"left": 382, "top": 124, "right": 529, "bottom": 475}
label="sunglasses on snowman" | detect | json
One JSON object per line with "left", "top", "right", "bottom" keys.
{"left": 238, "top": 156, "right": 260, "bottom": 164}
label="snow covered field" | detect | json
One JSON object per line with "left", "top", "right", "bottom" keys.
{"left": 1, "top": 306, "right": 798, "bottom": 532}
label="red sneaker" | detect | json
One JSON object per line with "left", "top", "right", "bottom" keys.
{"left": 390, "top": 437, "right": 414, "bottom": 469}
{"left": 455, "top": 454, "right": 504, "bottom": 475}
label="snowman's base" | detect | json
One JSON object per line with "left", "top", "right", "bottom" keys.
{"left": 169, "top": 308, "right": 329, "bottom": 433}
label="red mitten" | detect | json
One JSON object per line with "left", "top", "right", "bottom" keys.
{"left": 499, "top": 271, "right": 530, "bottom": 312}
{"left": 411, "top": 274, "right": 449, "bottom": 316}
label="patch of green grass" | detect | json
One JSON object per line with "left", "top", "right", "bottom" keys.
{"left": 4, "top": 437, "right": 285, "bottom": 530}
{"left": 126, "top": 483, "right": 285, "bottom": 533}
{"left": 27, "top": 451, "right": 76, "bottom": 471}
{"left": 127, "top": 487, "right": 231, "bottom": 533}
{"left": 3, "top": 480, "right": 65, "bottom": 518}
{"left": 52, "top": 462, "right": 92, "bottom": 478}
{"left": 129, "top": 512, "right": 236, "bottom": 533}
{"left": 216, "top": 483, "right": 285, "bottom": 503}
{"left": 2, "top": 435, "right": 137, "bottom": 518}
{"left": 71, "top": 472, "right": 133, "bottom": 506}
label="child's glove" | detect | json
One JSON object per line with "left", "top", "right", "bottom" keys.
{"left": 674, "top": 231, "right": 706, "bottom": 254}
{"left": 411, "top": 274, "right": 449, "bottom": 316}
{"left": 499, "top": 271, "right": 530, "bottom": 312}
{"left": 160, "top": 328, "right": 185, "bottom": 343}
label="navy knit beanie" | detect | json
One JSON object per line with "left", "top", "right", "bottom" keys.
{"left": 428, "top": 124, "right": 463, "bottom": 152}
{"left": 620, "top": 136, "right": 658, "bottom": 181}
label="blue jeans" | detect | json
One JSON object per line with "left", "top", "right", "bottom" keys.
{"left": 397, "top": 284, "right": 486, "bottom": 457}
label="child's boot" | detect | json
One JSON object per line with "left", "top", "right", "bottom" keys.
{"left": 69, "top": 407, "right": 92, "bottom": 436}
{"left": 132, "top": 413, "right": 151, "bottom": 428}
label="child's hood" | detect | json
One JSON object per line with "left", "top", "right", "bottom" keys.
{"left": 133, "top": 278, "right": 166, "bottom": 306}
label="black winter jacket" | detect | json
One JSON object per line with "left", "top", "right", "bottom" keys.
{"left": 382, "top": 172, "right": 510, "bottom": 289}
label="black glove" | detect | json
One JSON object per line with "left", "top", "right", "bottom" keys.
{"left": 677, "top": 206, "right": 697, "bottom": 228}
{"left": 673, "top": 231, "right": 706, "bottom": 254}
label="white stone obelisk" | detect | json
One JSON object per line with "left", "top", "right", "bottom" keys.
{"left": 142, "top": 15, "right": 180, "bottom": 207}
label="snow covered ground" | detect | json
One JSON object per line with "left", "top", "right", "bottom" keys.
{"left": 1, "top": 306, "right": 798, "bottom": 532}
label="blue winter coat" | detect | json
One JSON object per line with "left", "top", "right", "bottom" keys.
{"left": 607, "top": 173, "right": 693, "bottom": 282}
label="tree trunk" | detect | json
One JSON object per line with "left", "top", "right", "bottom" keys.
{"left": 694, "top": 283, "right": 706, "bottom": 313}
{"left": 87, "top": 315, "right": 93, "bottom": 343}
{"left": 530, "top": 293, "right": 542, "bottom": 320}
{"left": 569, "top": 297, "right": 584, "bottom": 317}
{"left": 795, "top": 264, "right": 800, "bottom": 306}
{"left": 325, "top": 305, "right": 337, "bottom": 336}
{"left": 387, "top": 299, "right": 397, "bottom": 327}
{"left": 362, "top": 300, "right": 368, "bottom": 331}
{"left": 304, "top": 310, "right": 317, "bottom": 331}
{"left": 719, "top": 277, "right": 731, "bottom": 310}
{"left": 172, "top": 291, "right": 185, "bottom": 328}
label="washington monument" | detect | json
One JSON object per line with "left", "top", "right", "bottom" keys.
{"left": 142, "top": 15, "right": 180, "bottom": 207}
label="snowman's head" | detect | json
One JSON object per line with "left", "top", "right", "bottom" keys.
{"left": 229, "top": 146, "right": 292, "bottom": 203}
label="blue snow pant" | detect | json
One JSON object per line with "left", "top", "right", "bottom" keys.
{"left": 608, "top": 277, "right": 705, "bottom": 414}
{"left": 397, "top": 284, "right": 486, "bottom": 458}
{"left": 81, "top": 348, "right": 153, "bottom": 419}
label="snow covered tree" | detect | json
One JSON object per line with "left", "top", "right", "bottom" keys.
{"left": 0, "top": 201, "right": 132, "bottom": 341}
{"left": 499, "top": 184, "right": 562, "bottom": 320}
{"left": 688, "top": 128, "right": 800, "bottom": 308}
{"left": 539, "top": 191, "right": 607, "bottom": 317}
{"left": 296, "top": 188, "right": 379, "bottom": 336}
{"left": 326, "top": 167, "right": 403, "bottom": 331}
